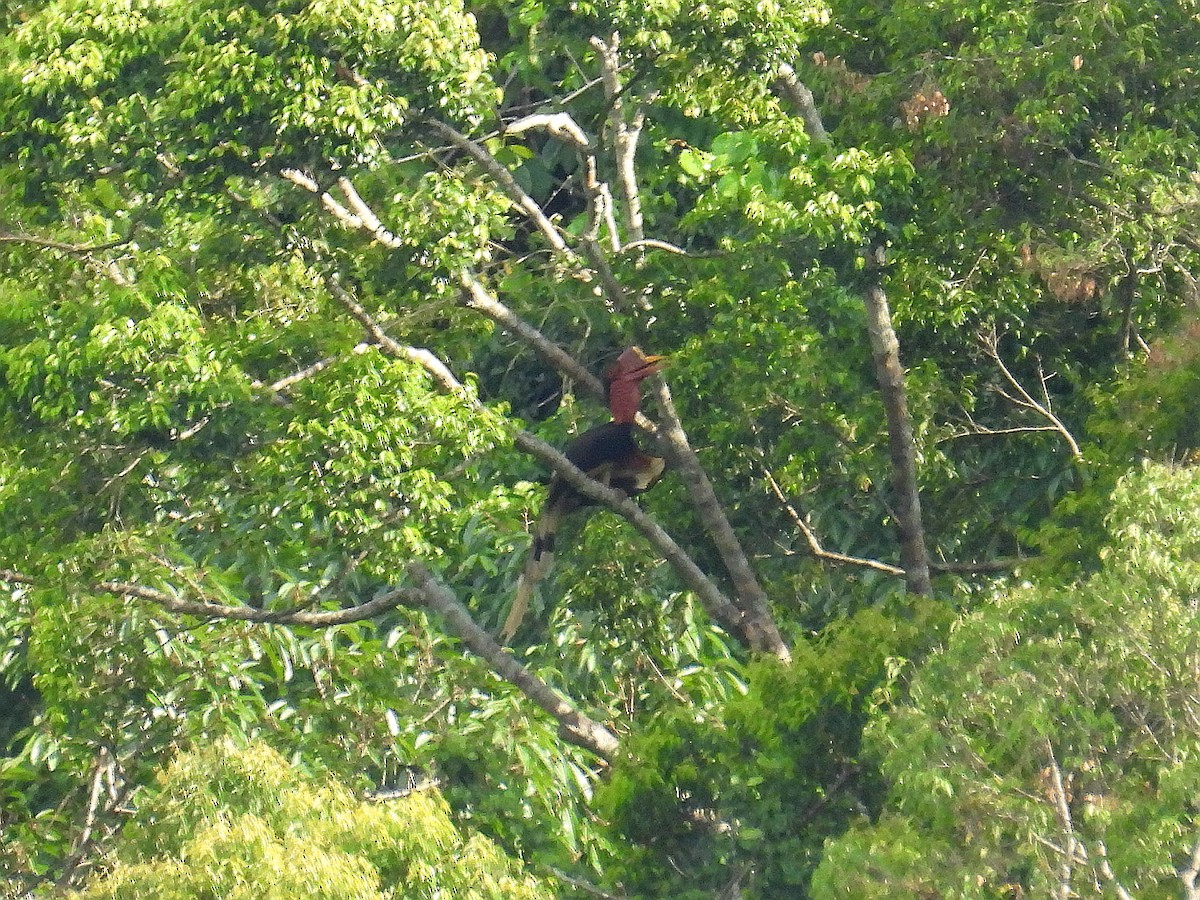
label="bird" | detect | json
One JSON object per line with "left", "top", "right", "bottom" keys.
{"left": 500, "top": 347, "right": 667, "bottom": 642}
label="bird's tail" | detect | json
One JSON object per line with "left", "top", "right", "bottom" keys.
{"left": 500, "top": 500, "right": 565, "bottom": 642}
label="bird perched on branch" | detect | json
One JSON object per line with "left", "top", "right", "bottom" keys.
{"left": 501, "top": 347, "right": 667, "bottom": 642}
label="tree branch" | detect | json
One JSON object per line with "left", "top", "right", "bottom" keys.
{"left": 760, "top": 465, "right": 906, "bottom": 576}
{"left": 1181, "top": 832, "right": 1200, "bottom": 900}
{"left": 979, "top": 331, "right": 1082, "bottom": 460}
{"left": 424, "top": 119, "right": 574, "bottom": 258}
{"left": 407, "top": 563, "right": 620, "bottom": 759}
{"left": 97, "top": 580, "right": 412, "bottom": 625}
{"left": 99, "top": 569, "right": 620, "bottom": 759}
{"left": 646, "top": 375, "right": 791, "bottom": 661}
{"left": 774, "top": 63, "right": 831, "bottom": 146}
{"left": 324, "top": 280, "right": 760, "bottom": 649}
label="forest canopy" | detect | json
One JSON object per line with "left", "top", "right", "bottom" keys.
{"left": 2, "top": 0, "right": 1199, "bottom": 896}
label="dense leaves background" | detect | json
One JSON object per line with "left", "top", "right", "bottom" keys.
{"left": 2, "top": 0, "right": 1199, "bottom": 896}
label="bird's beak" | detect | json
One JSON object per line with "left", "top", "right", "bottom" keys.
{"left": 637, "top": 354, "right": 667, "bottom": 376}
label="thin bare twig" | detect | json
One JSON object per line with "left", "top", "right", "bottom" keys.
{"left": 980, "top": 331, "right": 1082, "bottom": 459}
{"left": 760, "top": 465, "right": 906, "bottom": 576}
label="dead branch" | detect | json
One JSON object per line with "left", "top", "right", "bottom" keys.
{"left": 979, "top": 330, "right": 1082, "bottom": 460}
{"left": 408, "top": 563, "right": 620, "bottom": 759}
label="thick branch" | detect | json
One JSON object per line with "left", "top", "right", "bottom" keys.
{"left": 862, "top": 266, "right": 933, "bottom": 596}
{"left": 408, "top": 564, "right": 620, "bottom": 759}
{"left": 1182, "top": 832, "right": 1200, "bottom": 900}
{"left": 325, "top": 285, "right": 758, "bottom": 648}
{"left": 775, "top": 63, "right": 831, "bottom": 146}
{"left": 646, "top": 376, "right": 791, "bottom": 661}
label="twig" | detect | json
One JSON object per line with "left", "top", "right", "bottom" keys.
{"left": 979, "top": 331, "right": 1082, "bottom": 460}
{"left": 760, "top": 465, "right": 906, "bottom": 576}
{"left": 546, "top": 866, "right": 628, "bottom": 899}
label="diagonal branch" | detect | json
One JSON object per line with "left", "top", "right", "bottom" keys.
{"left": 760, "top": 464, "right": 906, "bottom": 576}
{"left": 325, "top": 278, "right": 760, "bottom": 650}
{"left": 979, "top": 331, "right": 1082, "bottom": 460}
{"left": 408, "top": 563, "right": 620, "bottom": 758}
{"left": 646, "top": 375, "right": 791, "bottom": 661}
{"left": 425, "top": 119, "right": 574, "bottom": 258}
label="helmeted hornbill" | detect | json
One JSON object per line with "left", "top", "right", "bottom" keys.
{"left": 500, "top": 347, "right": 666, "bottom": 642}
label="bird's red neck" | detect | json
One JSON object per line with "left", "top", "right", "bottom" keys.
{"left": 608, "top": 378, "right": 642, "bottom": 424}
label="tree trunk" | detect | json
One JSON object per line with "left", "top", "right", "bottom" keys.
{"left": 861, "top": 257, "right": 933, "bottom": 596}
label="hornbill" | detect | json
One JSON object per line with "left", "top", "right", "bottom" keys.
{"left": 501, "top": 347, "right": 666, "bottom": 642}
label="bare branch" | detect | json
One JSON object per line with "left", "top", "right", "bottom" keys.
{"left": 459, "top": 271, "right": 607, "bottom": 396}
{"left": 408, "top": 563, "right": 620, "bottom": 759}
{"left": 760, "top": 465, "right": 906, "bottom": 576}
{"left": 980, "top": 331, "right": 1082, "bottom": 460}
{"left": 645, "top": 375, "right": 791, "bottom": 661}
{"left": 335, "top": 177, "right": 404, "bottom": 248}
{"left": 1093, "top": 840, "right": 1134, "bottom": 900}
{"left": 55, "top": 748, "right": 111, "bottom": 889}
{"left": 280, "top": 168, "right": 366, "bottom": 231}
{"left": 0, "top": 230, "right": 134, "bottom": 255}
{"left": 774, "top": 63, "right": 831, "bottom": 146}
{"left": 267, "top": 342, "right": 376, "bottom": 394}
{"left": 590, "top": 33, "right": 652, "bottom": 246}
{"left": 1, "top": 568, "right": 37, "bottom": 585}
{"left": 425, "top": 119, "right": 574, "bottom": 257}
{"left": 97, "top": 570, "right": 619, "bottom": 759}
{"left": 97, "top": 580, "right": 412, "bottom": 626}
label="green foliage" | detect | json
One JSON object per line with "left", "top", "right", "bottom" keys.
{"left": 69, "top": 740, "right": 552, "bottom": 900}
{"left": 3, "top": 0, "right": 1200, "bottom": 894}
{"left": 812, "top": 463, "right": 1200, "bottom": 898}
{"left": 598, "top": 596, "right": 952, "bottom": 898}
